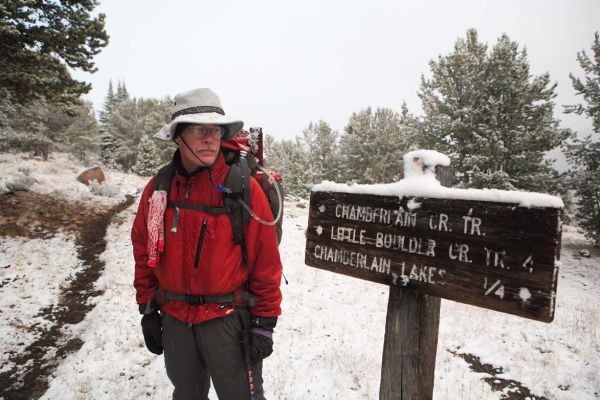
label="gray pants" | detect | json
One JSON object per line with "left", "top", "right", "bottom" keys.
{"left": 162, "top": 309, "right": 265, "bottom": 400}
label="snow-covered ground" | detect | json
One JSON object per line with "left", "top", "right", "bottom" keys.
{"left": 1, "top": 153, "right": 599, "bottom": 399}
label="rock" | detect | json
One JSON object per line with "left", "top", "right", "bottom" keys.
{"left": 77, "top": 167, "right": 105, "bottom": 186}
{"left": 5, "top": 175, "right": 37, "bottom": 192}
{"left": 579, "top": 249, "right": 591, "bottom": 258}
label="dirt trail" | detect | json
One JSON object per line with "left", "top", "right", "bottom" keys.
{"left": 0, "top": 191, "right": 135, "bottom": 400}
{"left": 449, "top": 350, "right": 549, "bottom": 400}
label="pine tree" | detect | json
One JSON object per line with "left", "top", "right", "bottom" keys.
{"left": 116, "top": 81, "right": 130, "bottom": 104}
{"left": 99, "top": 80, "right": 116, "bottom": 127}
{"left": 110, "top": 98, "right": 144, "bottom": 171}
{"left": 565, "top": 32, "right": 600, "bottom": 132}
{"left": 301, "top": 121, "right": 341, "bottom": 183}
{"left": 281, "top": 137, "right": 311, "bottom": 197}
{"left": 63, "top": 101, "right": 100, "bottom": 162}
{"left": 563, "top": 135, "right": 600, "bottom": 245}
{"left": 0, "top": 97, "right": 75, "bottom": 159}
{"left": 263, "top": 134, "right": 311, "bottom": 198}
{"left": 339, "top": 107, "right": 416, "bottom": 184}
{"left": 263, "top": 134, "right": 285, "bottom": 172}
{"left": 99, "top": 128, "right": 116, "bottom": 167}
{"left": 0, "top": 0, "right": 108, "bottom": 106}
{"left": 263, "top": 134, "right": 277, "bottom": 165}
{"left": 134, "top": 134, "right": 163, "bottom": 176}
{"left": 105, "top": 96, "right": 171, "bottom": 171}
{"left": 99, "top": 80, "right": 138, "bottom": 168}
{"left": 419, "top": 29, "right": 569, "bottom": 192}
{"left": 563, "top": 32, "right": 600, "bottom": 246}
{"left": 0, "top": 89, "right": 18, "bottom": 152}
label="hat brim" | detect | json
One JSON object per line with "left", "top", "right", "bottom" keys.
{"left": 154, "top": 112, "right": 244, "bottom": 141}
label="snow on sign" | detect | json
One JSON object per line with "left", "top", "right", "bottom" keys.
{"left": 305, "top": 152, "right": 563, "bottom": 323}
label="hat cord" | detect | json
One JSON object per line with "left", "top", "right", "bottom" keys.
{"left": 180, "top": 134, "right": 282, "bottom": 227}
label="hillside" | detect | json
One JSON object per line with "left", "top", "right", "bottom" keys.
{"left": 0, "top": 153, "right": 598, "bottom": 400}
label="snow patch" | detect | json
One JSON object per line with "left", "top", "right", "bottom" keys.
{"left": 0, "top": 234, "right": 82, "bottom": 366}
{"left": 519, "top": 287, "right": 532, "bottom": 302}
{"left": 0, "top": 152, "right": 147, "bottom": 207}
{"left": 313, "top": 150, "right": 562, "bottom": 208}
{"left": 406, "top": 198, "right": 422, "bottom": 210}
{"left": 403, "top": 149, "right": 451, "bottom": 180}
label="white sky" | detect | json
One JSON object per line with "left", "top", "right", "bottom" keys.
{"left": 75, "top": 0, "right": 600, "bottom": 142}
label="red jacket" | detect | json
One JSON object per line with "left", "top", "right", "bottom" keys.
{"left": 132, "top": 151, "right": 282, "bottom": 324}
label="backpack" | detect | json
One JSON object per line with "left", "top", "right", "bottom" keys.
{"left": 152, "top": 128, "right": 284, "bottom": 265}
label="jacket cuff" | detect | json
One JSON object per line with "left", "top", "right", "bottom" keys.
{"left": 251, "top": 315, "right": 277, "bottom": 330}
{"left": 138, "top": 300, "right": 157, "bottom": 315}
{"left": 250, "top": 326, "right": 273, "bottom": 340}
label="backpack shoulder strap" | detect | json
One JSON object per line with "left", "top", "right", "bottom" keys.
{"left": 222, "top": 156, "right": 252, "bottom": 264}
{"left": 153, "top": 158, "right": 255, "bottom": 265}
{"left": 153, "top": 162, "right": 176, "bottom": 195}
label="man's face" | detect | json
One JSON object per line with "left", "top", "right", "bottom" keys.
{"left": 175, "top": 124, "right": 222, "bottom": 169}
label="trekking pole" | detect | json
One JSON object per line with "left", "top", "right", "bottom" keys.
{"left": 240, "top": 314, "right": 256, "bottom": 400}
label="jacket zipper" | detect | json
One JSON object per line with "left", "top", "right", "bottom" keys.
{"left": 171, "top": 207, "right": 180, "bottom": 233}
{"left": 184, "top": 181, "right": 192, "bottom": 199}
{"left": 194, "top": 220, "right": 208, "bottom": 269}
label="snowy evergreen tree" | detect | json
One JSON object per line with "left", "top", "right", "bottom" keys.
{"left": 99, "top": 80, "right": 116, "bottom": 127}
{"left": 264, "top": 106, "right": 419, "bottom": 196}
{"left": 115, "top": 81, "right": 130, "bottom": 104}
{"left": 0, "top": 90, "right": 17, "bottom": 152}
{"left": 98, "top": 80, "right": 134, "bottom": 166}
{"left": 263, "top": 134, "right": 311, "bottom": 198}
{"left": 99, "top": 127, "right": 116, "bottom": 167}
{"left": 419, "top": 29, "right": 569, "bottom": 192}
{"left": 563, "top": 32, "right": 600, "bottom": 246}
{"left": 339, "top": 106, "right": 417, "bottom": 184}
{"left": 63, "top": 101, "right": 100, "bottom": 162}
{"left": 263, "top": 134, "right": 285, "bottom": 172}
{"left": 565, "top": 32, "right": 600, "bottom": 132}
{"left": 28, "top": 121, "right": 52, "bottom": 160}
{"left": 134, "top": 134, "right": 163, "bottom": 176}
{"left": 301, "top": 121, "right": 342, "bottom": 183}
{"left": 563, "top": 135, "right": 600, "bottom": 245}
{"left": 263, "top": 134, "right": 278, "bottom": 166}
{"left": 106, "top": 96, "right": 171, "bottom": 171}
{"left": 0, "top": 0, "right": 108, "bottom": 106}
{"left": 6, "top": 98, "right": 59, "bottom": 159}
{"left": 0, "top": 96, "right": 98, "bottom": 160}
{"left": 280, "top": 137, "right": 311, "bottom": 197}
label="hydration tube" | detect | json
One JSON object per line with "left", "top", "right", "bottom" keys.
{"left": 238, "top": 165, "right": 283, "bottom": 227}
{"left": 188, "top": 133, "right": 282, "bottom": 227}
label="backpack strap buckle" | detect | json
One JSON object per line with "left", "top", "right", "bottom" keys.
{"left": 185, "top": 294, "right": 205, "bottom": 305}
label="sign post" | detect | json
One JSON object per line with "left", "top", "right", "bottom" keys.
{"left": 380, "top": 167, "right": 450, "bottom": 400}
{"left": 304, "top": 152, "right": 562, "bottom": 399}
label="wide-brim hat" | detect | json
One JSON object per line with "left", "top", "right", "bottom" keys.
{"left": 154, "top": 88, "right": 243, "bottom": 141}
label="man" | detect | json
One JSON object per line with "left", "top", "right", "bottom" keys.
{"left": 131, "top": 88, "right": 282, "bottom": 400}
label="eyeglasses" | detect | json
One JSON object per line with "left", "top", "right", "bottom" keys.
{"left": 184, "top": 126, "right": 223, "bottom": 139}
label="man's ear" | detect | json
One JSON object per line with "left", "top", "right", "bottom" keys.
{"left": 174, "top": 136, "right": 181, "bottom": 147}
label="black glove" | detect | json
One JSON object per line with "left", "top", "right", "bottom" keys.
{"left": 249, "top": 316, "right": 277, "bottom": 363}
{"left": 141, "top": 311, "right": 163, "bottom": 355}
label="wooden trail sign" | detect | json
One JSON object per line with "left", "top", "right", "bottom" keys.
{"left": 304, "top": 151, "right": 563, "bottom": 399}
{"left": 305, "top": 190, "right": 561, "bottom": 322}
